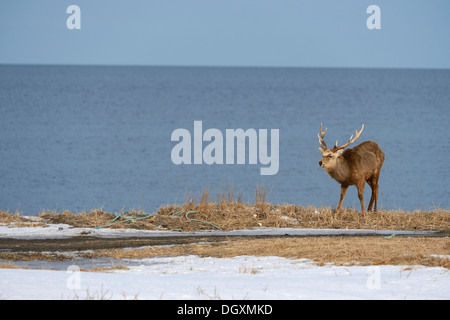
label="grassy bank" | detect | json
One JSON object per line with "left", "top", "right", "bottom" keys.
{"left": 1, "top": 202, "right": 449, "bottom": 232}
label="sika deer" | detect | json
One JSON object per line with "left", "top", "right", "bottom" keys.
{"left": 318, "top": 124, "right": 385, "bottom": 212}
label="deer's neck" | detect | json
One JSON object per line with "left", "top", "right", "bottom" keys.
{"left": 327, "top": 160, "right": 351, "bottom": 184}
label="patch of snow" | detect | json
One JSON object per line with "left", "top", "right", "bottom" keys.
{"left": 280, "top": 215, "right": 299, "bottom": 224}
{"left": 0, "top": 255, "right": 448, "bottom": 300}
{"left": 0, "top": 224, "right": 436, "bottom": 239}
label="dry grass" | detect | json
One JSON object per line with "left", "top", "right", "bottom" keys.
{"left": 1, "top": 188, "right": 449, "bottom": 232}
{"left": 36, "top": 197, "right": 450, "bottom": 232}
{"left": 38, "top": 185, "right": 450, "bottom": 232}
{"left": 0, "top": 252, "right": 72, "bottom": 262}
{"left": 0, "top": 262, "right": 128, "bottom": 273}
{"left": 88, "top": 236, "right": 450, "bottom": 268}
{"left": 0, "top": 211, "right": 47, "bottom": 228}
{"left": 78, "top": 265, "right": 129, "bottom": 273}
{"left": 0, "top": 263, "right": 23, "bottom": 269}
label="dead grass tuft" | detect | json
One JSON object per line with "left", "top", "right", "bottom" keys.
{"left": 0, "top": 210, "right": 47, "bottom": 228}
{"left": 79, "top": 265, "right": 129, "bottom": 273}
{"left": 0, "top": 252, "right": 72, "bottom": 262}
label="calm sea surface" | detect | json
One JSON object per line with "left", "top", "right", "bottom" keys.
{"left": 0, "top": 65, "right": 449, "bottom": 215}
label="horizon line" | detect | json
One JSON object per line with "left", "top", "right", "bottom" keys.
{"left": 0, "top": 62, "right": 449, "bottom": 72}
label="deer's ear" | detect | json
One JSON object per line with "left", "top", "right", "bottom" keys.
{"left": 336, "top": 149, "right": 345, "bottom": 156}
{"left": 319, "top": 147, "right": 325, "bottom": 154}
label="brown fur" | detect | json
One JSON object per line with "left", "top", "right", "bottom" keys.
{"left": 319, "top": 137, "right": 385, "bottom": 212}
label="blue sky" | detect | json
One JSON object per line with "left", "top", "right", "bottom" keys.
{"left": 0, "top": 0, "right": 449, "bottom": 68}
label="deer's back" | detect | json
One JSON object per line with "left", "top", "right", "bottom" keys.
{"left": 343, "top": 141, "right": 385, "bottom": 176}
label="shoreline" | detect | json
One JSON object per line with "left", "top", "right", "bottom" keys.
{"left": 2, "top": 204, "right": 449, "bottom": 233}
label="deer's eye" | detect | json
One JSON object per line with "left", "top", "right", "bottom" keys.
{"left": 327, "top": 155, "right": 333, "bottom": 159}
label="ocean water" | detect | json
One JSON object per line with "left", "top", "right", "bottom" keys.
{"left": 0, "top": 65, "right": 449, "bottom": 215}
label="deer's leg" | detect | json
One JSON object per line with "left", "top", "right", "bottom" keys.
{"left": 373, "top": 183, "right": 379, "bottom": 212}
{"left": 373, "top": 174, "right": 380, "bottom": 212}
{"left": 356, "top": 181, "right": 365, "bottom": 212}
{"left": 336, "top": 185, "right": 348, "bottom": 212}
{"left": 367, "top": 179, "right": 375, "bottom": 212}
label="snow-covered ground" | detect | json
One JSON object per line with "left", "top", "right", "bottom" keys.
{"left": 0, "top": 224, "right": 448, "bottom": 300}
{"left": 1, "top": 255, "right": 448, "bottom": 300}
{"left": 0, "top": 222, "right": 437, "bottom": 239}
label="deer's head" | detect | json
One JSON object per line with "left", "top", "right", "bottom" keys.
{"left": 318, "top": 123, "right": 364, "bottom": 172}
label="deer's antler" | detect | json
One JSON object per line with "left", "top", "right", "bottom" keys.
{"left": 334, "top": 124, "right": 364, "bottom": 151}
{"left": 318, "top": 123, "right": 328, "bottom": 150}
